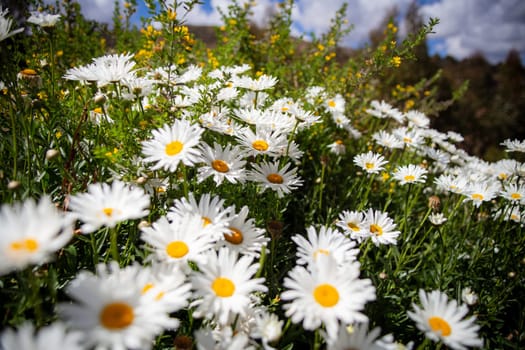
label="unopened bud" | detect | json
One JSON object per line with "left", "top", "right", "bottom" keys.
{"left": 7, "top": 180, "right": 20, "bottom": 190}
{"left": 46, "top": 149, "right": 60, "bottom": 160}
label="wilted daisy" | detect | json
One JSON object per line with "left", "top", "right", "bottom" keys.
{"left": 326, "top": 322, "right": 395, "bottom": 350}
{"left": 0, "top": 7, "right": 24, "bottom": 42}
{"left": 68, "top": 180, "right": 150, "bottom": 234}
{"left": 0, "top": 196, "right": 73, "bottom": 276}
{"left": 218, "top": 205, "right": 269, "bottom": 258}
{"left": 361, "top": 208, "right": 401, "bottom": 246}
{"left": 197, "top": 142, "right": 247, "bottom": 185}
{"left": 168, "top": 192, "right": 233, "bottom": 240}
{"left": 236, "top": 127, "right": 288, "bottom": 158}
{"left": 0, "top": 322, "right": 84, "bottom": 350}
{"left": 58, "top": 262, "right": 179, "bottom": 350}
{"left": 142, "top": 119, "right": 204, "bottom": 172}
{"left": 291, "top": 225, "right": 358, "bottom": 266}
{"left": 393, "top": 164, "right": 428, "bottom": 185}
{"left": 353, "top": 151, "right": 388, "bottom": 174}
{"left": 281, "top": 255, "right": 376, "bottom": 342}
{"left": 408, "top": 289, "right": 483, "bottom": 350}
{"left": 190, "top": 247, "right": 267, "bottom": 325}
{"left": 140, "top": 215, "right": 216, "bottom": 269}
{"left": 328, "top": 139, "right": 346, "bottom": 155}
{"left": 27, "top": 11, "right": 61, "bottom": 27}
{"left": 335, "top": 210, "right": 366, "bottom": 241}
{"left": 251, "top": 311, "right": 284, "bottom": 348}
{"left": 248, "top": 160, "right": 303, "bottom": 198}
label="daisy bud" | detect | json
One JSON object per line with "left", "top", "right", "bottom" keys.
{"left": 428, "top": 195, "right": 441, "bottom": 211}
{"left": 136, "top": 176, "right": 147, "bottom": 184}
{"left": 46, "top": 149, "right": 60, "bottom": 160}
{"left": 173, "top": 335, "right": 193, "bottom": 350}
{"left": 461, "top": 287, "right": 478, "bottom": 306}
{"left": 138, "top": 220, "right": 150, "bottom": 229}
{"left": 7, "top": 180, "right": 20, "bottom": 190}
{"left": 267, "top": 220, "right": 284, "bottom": 240}
{"left": 93, "top": 93, "right": 107, "bottom": 105}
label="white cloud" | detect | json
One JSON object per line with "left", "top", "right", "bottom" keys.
{"left": 419, "top": 0, "right": 525, "bottom": 63}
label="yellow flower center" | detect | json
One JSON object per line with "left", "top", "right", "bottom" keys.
{"left": 347, "top": 222, "right": 360, "bottom": 231}
{"left": 313, "top": 283, "right": 339, "bottom": 307}
{"left": 252, "top": 139, "right": 269, "bottom": 152}
{"left": 202, "top": 216, "right": 212, "bottom": 226}
{"left": 165, "top": 141, "right": 183, "bottom": 156}
{"left": 365, "top": 162, "right": 374, "bottom": 170}
{"left": 327, "top": 100, "right": 336, "bottom": 108}
{"left": 267, "top": 173, "right": 284, "bottom": 184}
{"left": 471, "top": 193, "right": 484, "bottom": 201}
{"left": 224, "top": 227, "right": 243, "bottom": 244}
{"left": 10, "top": 238, "right": 39, "bottom": 253}
{"left": 21, "top": 68, "right": 37, "bottom": 76}
{"left": 335, "top": 139, "right": 344, "bottom": 145}
{"left": 313, "top": 248, "right": 330, "bottom": 260}
{"left": 403, "top": 137, "right": 412, "bottom": 143}
{"left": 166, "top": 241, "right": 189, "bottom": 258}
{"left": 428, "top": 316, "right": 451, "bottom": 336}
{"left": 511, "top": 193, "right": 521, "bottom": 200}
{"left": 212, "top": 277, "right": 235, "bottom": 297}
{"left": 103, "top": 207, "right": 114, "bottom": 217}
{"left": 100, "top": 302, "right": 134, "bottom": 330}
{"left": 498, "top": 173, "right": 508, "bottom": 180}
{"left": 93, "top": 107, "right": 103, "bottom": 114}
{"left": 404, "top": 175, "right": 415, "bottom": 182}
{"left": 370, "top": 224, "right": 383, "bottom": 236}
{"left": 212, "top": 159, "right": 230, "bottom": 173}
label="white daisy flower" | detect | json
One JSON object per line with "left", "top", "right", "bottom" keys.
{"left": 218, "top": 205, "right": 269, "bottom": 258}
{"left": 27, "top": 11, "right": 61, "bottom": 27}
{"left": 429, "top": 212, "right": 447, "bottom": 226}
{"left": 190, "top": 247, "right": 267, "bottom": 325}
{"left": 328, "top": 140, "right": 346, "bottom": 155}
{"left": 281, "top": 255, "right": 376, "bottom": 342}
{"left": 197, "top": 142, "right": 247, "bottom": 185}
{"left": 501, "top": 138, "right": 525, "bottom": 153}
{"left": 392, "top": 127, "right": 424, "bottom": 148}
{"left": 141, "top": 119, "right": 204, "bottom": 172}
{"left": 353, "top": 151, "right": 388, "bottom": 174}
{"left": 461, "top": 287, "right": 479, "bottom": 306}
{"left": 168, "top": 192, "right": 233, "bottom": 240}
{"left": 0, "top": 7, "right": 24, "bottom": 42}
{"left": 58, "top": 262, "right": 179, "bottom": 350}
{"left": 291, "top": 225, "right": 359, "bottom": 266}
{"left": 499, "top": 182, "right": 525, "bottom": 204}
{"left": 434, "top": 174, "right": 468, "bottom": 194}
{"left": 361, "top": 208, "right": 401, "bottom": 246}
{"left": 232, "top": 74, "right": 278, "bottom": 91}
{"left": 366, "top": 100, "right": 401, "bottom": 121}
{"left": 463, "top": 181, "right": 501, "bottom": 207}
{"left": 326, "top": 322, "right": 395, "bottom": 350}
{"left": 0, "top": 196, "right": 73, "bottom": 276}
{"left": 239, "top": 90, "right": 270, "bottom": 108}
{"left": 236, "top": 127, "right": 288, "bottom": 158}
{"left": 194, "top": 326, "right": 255, "bottom": 350}
{"left": 407, "top": 289, "right": 483, "bottom": 350}
{"left": 331, "top": 112, "right": 351, "bottom": 129}
{"left": 0, "top": 322, "right": 84, "bottom": 350}
{"left": 392, "top": 164, "right": 428, "bottom": 185}
{"left": 92, "top": 53, "right": 138, "bottom": 86}
{"left": 372, "top": 130, "right": 404, "bottom": 150}
{"left": 335, "top": 210, "right": 366, "bottom": 241}
{"left": 140, "top": 215, "right": 216, "bottom": 270}
{"left": 251, "top": 311, "right": 284, "bottom": 348}
{"left": 405, "top": 110, "right": 430, "bottom": 128}
{"left": 325, "top": 94, "right": 346, "bottom": 114}
{"left": 248, "top": 160, "right": 303, "bottom": 198}
{"left": 68, "top": 180, "right": 150, "bottom": 234}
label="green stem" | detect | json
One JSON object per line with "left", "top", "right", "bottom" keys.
{"left": 109, "top": 226, "right": 120, "bottom": 263}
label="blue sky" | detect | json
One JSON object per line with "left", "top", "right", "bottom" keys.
{"left": 73, "top": 0, "right": 525, "bottom": 64}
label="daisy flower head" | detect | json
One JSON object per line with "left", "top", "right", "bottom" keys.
{"left": 405, "top": 110, "right": 430, "bottom": 128}
{"left": 232, "top": 74, "right": 278, "bottom": 91}
{"left": 463, "top": 181, "right": 501, "bottom": 207}
{"left": 326, "top": 322, "right": 395, "bottom": 350}
{"left": 325, "top": 94, "right": 346, "bottom": 114}
{"left": 0, "top": 196, "right": 73, "bottom": 276}
{"left": 27, "top": 11, "right": 61, "bottom": 27}
{"left": 407, "top": 289, "right": 483, "bottom": 350}
{"left": 281, "top": 254, "right": 376, "bottom": 342}
{"left": 197, "top": 141, "right": 247, "bottom": 185}
{"left": 393, "top": 164, "right": 428, "bottom": 185}
{"left": 0, "top": 321, "right": 84, "bottom": 350}
{"left": 328, "top": 139, "right": 346, "bottom": 155}
{"left": 251, "top": 310, "right": 284, "bottom": 348}
{"left": 500, "top": 182, "right": 525, "bottom": 204}
{"left": 141, "top": 119, "right": 204, "bottom": 172}
{"left": 0, "top": 7, "right": 24, "bottom": 42}
{"left": 434, "top": 174, "right": 468, "bottom": 195}
{"left": 68, "top": 180, "right": 150, "bottom": 234}
{"left": 392, "top": 126, "right": 423, "bottom": 148}
{"left": 353, "top": 151, "right": 388, "bottom": 175}
{"left": 168, "top": 192, "right": 233, "bottom": 240}
{"left": 58, "top": 262, "right": 179, "bottom": 350}
{"left": 429, "top": 212, "right": 447, "bottom": 226}
{"left": 190, "top": 247, "right": 267, "bottom": 325}
{"left": 235, "top": 127, "right": 288, "bottom": 158}
{"left": 218, "top": 205, "right": 269, "bottom": 258}
{"left": 366, "top": 100, "right": 402, "bottom": 121}
{"left": 501, "top": 138, "right": 525, "bottom": 153}
{"left": 140, "top": 215, "right": 216, "bottom": 270}
{"left": 248, "top": 160, "right": 303, "bottom": 198}
{"left": 335, "top": 210, "right": 366, "bottom": 241}
{"left": 291, "top": 225, "right": 358, "bottom": 267}
{"left": 372, "top": 130, "right": 404, "bottom": 150}
{"left": 361, "top": 208, "right": 401, "bottom": 246}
